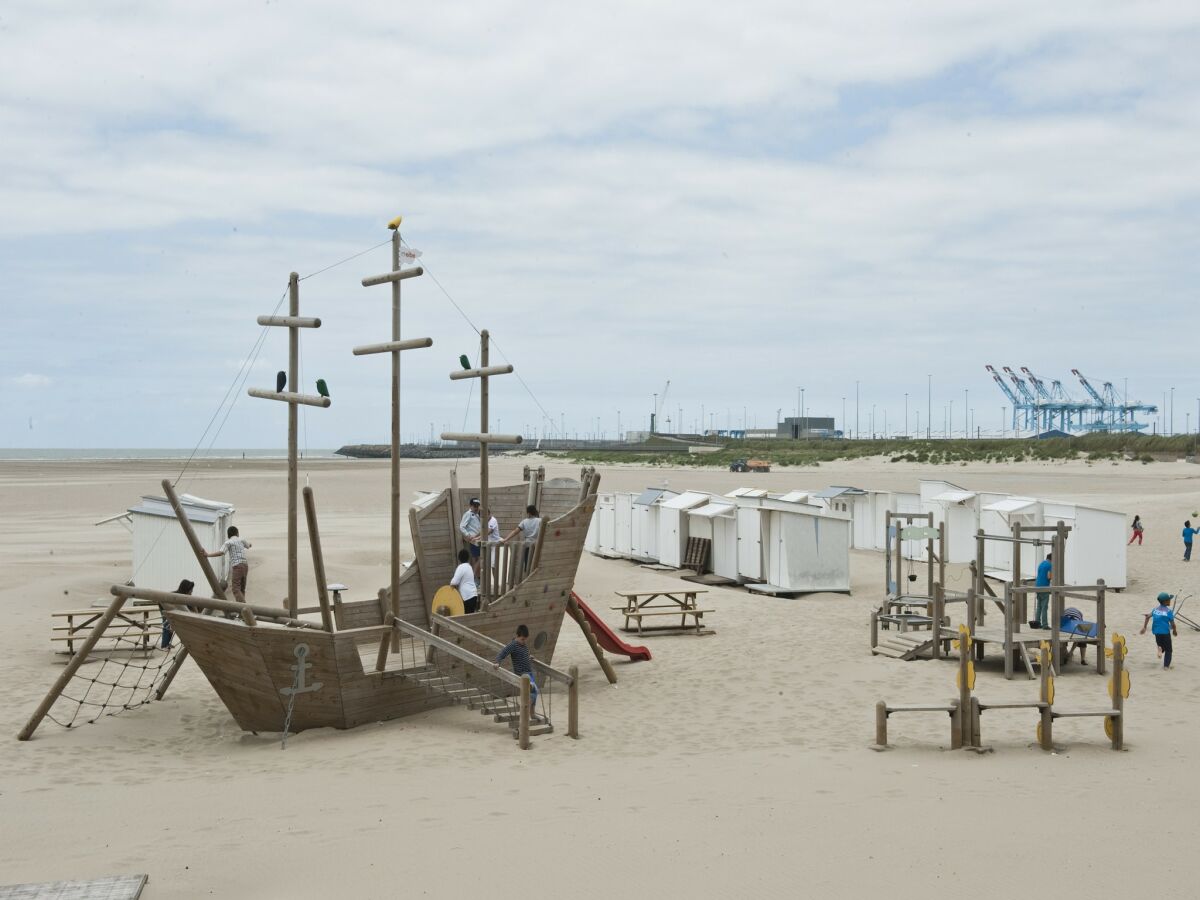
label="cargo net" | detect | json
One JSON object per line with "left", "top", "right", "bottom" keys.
{"left": 45, "top": 610, "right": 184, "bottom": 729}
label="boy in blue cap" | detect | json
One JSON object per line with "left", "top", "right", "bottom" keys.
{"left": 1140, "top": 592, "right": 1178, "bottom": 668}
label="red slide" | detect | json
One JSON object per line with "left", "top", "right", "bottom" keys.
{"left": 571, "top": 592, "right": 652, "bottom": 662}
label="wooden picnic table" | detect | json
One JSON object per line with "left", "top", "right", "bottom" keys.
{"left": 612, "top": 589, "right": 713, "bottom": 635}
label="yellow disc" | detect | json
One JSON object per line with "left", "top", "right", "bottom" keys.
{"left": 1045, "top": 676, "right": 1055, "bottom": 706}
{"left": 958, "top": 624, "right": 969, "bottom": 635}
{"left": 1039, "top": 640, "right": 1050, "bottom": 653}
{"left": 431, "top": 585, "right": 465, "bottom": 617}
{"left": 1105, "top": 648, "right": 1114, "bottom": 659}
{"left": 1104, "top": 716, "right": 1114, "bottom": 740}
{"left": 966, "top": 661, "right": 976, "bottom": 690}
{"left": 1121, "top": 670, "right": 1131, "bottom": 699}
{"left": 951, "top": 639, "right": 960, "bottom": 650}
{"left": 956, "top": 669, "right": 961, "bottom": 689}
{"left": 387, "top": 214, "right": 404, "bottom": 230}
{"left": 1107, "top": 677, "right": 1113, "bottom": 699}
{"left": 1036, "top": 720, "right": 1043, "bottom": 744}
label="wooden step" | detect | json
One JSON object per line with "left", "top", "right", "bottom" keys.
{"left": 1051, "top": 709, "right": 1121, "bottom": 719}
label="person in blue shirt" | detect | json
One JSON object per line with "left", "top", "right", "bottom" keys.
{"left": 1182, "top": 521, "right": 1197, "bottom": 561}
{"left": 1140, "top": 592, "right": 1178, "bottom": 668}
{"left": 1030, "top": 552, "right": 1053, "bottom": 629}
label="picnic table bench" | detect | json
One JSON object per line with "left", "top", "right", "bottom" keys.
{"left": 51, "top": 604, "right": 163, "bottom": 655}
{"left": 612, "top": 589, "right": 713, "bottom": 635}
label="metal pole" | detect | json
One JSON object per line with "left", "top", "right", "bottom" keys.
{"left": 288, "top": 272, "right": 299, "bottom": 616}
{"left": 855, "top": 381, "right": 859, "bottom": 440}
{"left": 926, "top": 374, "right": 932, "bottom": 440}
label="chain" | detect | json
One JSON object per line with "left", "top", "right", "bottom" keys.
{"left": 281, "top": 671, "right": 300, "bottom": 749}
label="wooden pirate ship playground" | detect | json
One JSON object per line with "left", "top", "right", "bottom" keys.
{"left": 19, "top": 220, "right": 616, "bottom": 749}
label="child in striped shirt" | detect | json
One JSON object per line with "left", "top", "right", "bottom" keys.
{"left": 494, "top": 624, "right": 539, "bottom": 712}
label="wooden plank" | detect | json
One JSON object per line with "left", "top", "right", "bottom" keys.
{"left": 0, "top": 874, "right": 148, "bottom": 899}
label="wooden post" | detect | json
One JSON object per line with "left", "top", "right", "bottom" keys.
{"left": 1012, "top": 521, "right": 1023, "bottom": 625}
{"left": 931, "top": 520, "right": 940, "bottom": 592}
{"left": 479, "top": 329, "right": 490, "bottom": 600}
{"left": 874, "top": 700, "right": 888, "bottom": 748}
{"left": 1003, "top": 582, "right": 1014, "bottom": 680}
{"left": 870, "top": 609, "right": 879, "bottom": 650}
{"left": 568, "top": 665, "right": 579, "bottom": 738}
{"left": 519, "top": 673, "right": 531, "bottom": 750}
{"left": 949, "top": 700, "right": 962, "bottom": 750}
{"left": 287, "top": 272, "right": 299, "bottom": 616}
{"left": 376, "top": 614, "right": 395, "bottom": 672}
{"left": 162, "top": 479, "right": 227, "bottom": 600}
{"left": 1039, "top": 643, "right": 1053, "bottom": 750}
{"left": 565, "top": 592, "right": 617, "bottom": 684}
{"left": 884, "top": 511, "right": 893, "bottom": 596}
{"left": 958, "top": 634, "right": 972, "bottom": 747}
{"left": 1096, "top": 579, "right": 1106, "bottom": 676}
{"left": 894, "top": 514, "right": 903, "bottom": 598}
{"left": 974, "top": 528, "right": 986, "bottom": 599}
{"left": 302, "top": 486, "right": 335, "bottom": 632}
{"left": 18, "top": 594, "right": 129, "bottom": 740}
{"left": 926, "top": 518, "right": 934, "bottom": 597}
{"left": 931, "top": 583, "right": 943, "bottom": 660}
{"left": 969, "top": 695, "right": 982, "bottom": 748}
{"left": 1110, "top": 635, "right": 1124, "bottom": 750}
{"left": 1050, "top": 524, "right": 1065, "bottom": 674}
{"left": 389, "top": 234, "right": 402, "bottom": 642}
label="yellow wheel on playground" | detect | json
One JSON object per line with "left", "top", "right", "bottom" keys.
{"left": 1036, "top": 721, "right": 1044, "bottom": 744}
{"left": 1045, "top": 676, "right": 1055, "bottom": 706}
{"left": 1107, "top": 678, "right": 1113, "bottom": 699}
{"left": 431, "top": 585, "right": 465, "bottom": 617}
{"left": 1104, "top": 716, "right": 1115, "bottom": 740}
{"left": 951, "top": 639, "right": 960, "bottom": 651}
{"left": 1039, "top": 640, "right": 1050, "bottom": 653}
{"left": 1119, "top": 670, "right": 1131, "bottom": 699}
{"left": 967, "top": 661, "right": 976, "bottom": 690}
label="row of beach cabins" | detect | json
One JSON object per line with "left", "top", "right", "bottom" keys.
{"left": 585, "top": 479, "right": 1128, "bottom": 595}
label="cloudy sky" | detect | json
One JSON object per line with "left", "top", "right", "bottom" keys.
{"left": 2, "top": 1, "right": 1198, "bottom": 448}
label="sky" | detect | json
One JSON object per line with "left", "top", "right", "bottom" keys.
{"left": 2, "top": 1, "right": 1199, "bottom": 448}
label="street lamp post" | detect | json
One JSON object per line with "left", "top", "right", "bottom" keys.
{"left": 927, "top": 374, "right": 932, "bottom": 440}
{"left": 904, "top": 393, "right": 908, "bottom": 437}
{"left": 855, "top": 381, "right": 860, "bottom": 441}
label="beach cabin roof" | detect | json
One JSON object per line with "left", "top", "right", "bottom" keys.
{"left": 725, "top": 487, "right": 768, "bottom": 498}
{"left": 811, "top": 485, "right": 867, "bottom": 499}
{"left": 759, "top": 497, "right": 823, "bottom": 515}
{"left": 775, "top": 490, "right": 811, "bottom": 503}
{"left": 932, "top": 489, "right": 976, "bottom": 504}
{"left": 982, "top": 497, "right": 1038, "bottom": 514}
{"left": 128, "top": 494, "right": 234, "bottom": 524}
{"left": 633, "top": 487, "right": 676, "bottom": 506}
{"left": 688, "top": 501, "right": 736, "bottom": 519}
{"left": 662, "top": 490, "right": 711, "bottom": 510}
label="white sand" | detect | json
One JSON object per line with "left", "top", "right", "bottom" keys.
{"left": 1, "top": 455, "right": 1197, "bottom": 897}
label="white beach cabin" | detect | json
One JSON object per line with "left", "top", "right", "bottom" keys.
{"left": 686, "top": 496, "right": 739, "bottom": 580}
{"left": 746, "top": 497, "right": 851, "bottom": 594}
{"left": 980, "top": 495, "right": 1042, "bottom": 580}
{"left": 919, "top": 480, "right": 979, "bottom": 563}
{"left": 586, "top": 491, "right": 618, "bottom": 557}
{"left": 613, "top": 491, "right": 635, "bottom": 559}
{"left": 128, "top": 494, "right": 235, "bottom": 592}
{"left": 1040, "top": 499, "right": 1127, "bottom": 589}
{"left": 630, "top": 488, "right": 677, "bottom": 562}
{"left": 657, "top": 491, "right": 712, "bottom": 568}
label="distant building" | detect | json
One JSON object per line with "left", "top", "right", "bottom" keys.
{"left": 778, "top": 416, "right": 839, "bottom": 439}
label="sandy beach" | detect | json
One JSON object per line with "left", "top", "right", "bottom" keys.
{"left": 2, "top": 455, "right": 1198, "bottom": 898}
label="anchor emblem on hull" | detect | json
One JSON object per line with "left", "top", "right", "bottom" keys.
{"left": 280, "top": 643, "right": 323, "bottom": 696}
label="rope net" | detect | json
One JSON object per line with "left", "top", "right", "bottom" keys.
{"left": 45, "top": 610, "right": 184, "bottom": 730}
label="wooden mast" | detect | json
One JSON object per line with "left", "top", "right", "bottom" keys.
{"left": 248, "top": 273, "right": 330, "bottom": 616}
{"left": 356, "top": 216, "right": 431, "bottom": 638}
{"left": 440, "top": 336, "right": 522, "bottom": 604}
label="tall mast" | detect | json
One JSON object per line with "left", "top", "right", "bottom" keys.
{"left": 440, "top": 332, "right": 522, "bottom": 603}
{"left": 357, "top": 216, "right": 431, "bottom": 632}
{"left": 248, "top": 275, "right": 330, "bottom": 615}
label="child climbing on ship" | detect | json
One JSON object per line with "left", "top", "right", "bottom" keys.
{"left": 494, "top": 624, "right": 539, "bottom": 713}
{"left": 204, "top": 525, "right": 252, "bottom": 603}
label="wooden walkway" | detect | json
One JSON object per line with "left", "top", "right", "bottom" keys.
{"left": 0, "top": 875, "right": 147, "bottom": 899}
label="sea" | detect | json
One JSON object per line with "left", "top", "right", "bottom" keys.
{"left": 0, "top": 449, "right": 339, "bottom": 461}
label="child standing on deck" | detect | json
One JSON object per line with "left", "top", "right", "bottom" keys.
{"left": 1141, "top": 592, "right": 1179, "bottom": 669}
{"left": 204, "top": 526, "right": 252, "bottom": 603}
{"left": 494, "top": 624, "right": 539, "bottom": 713}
